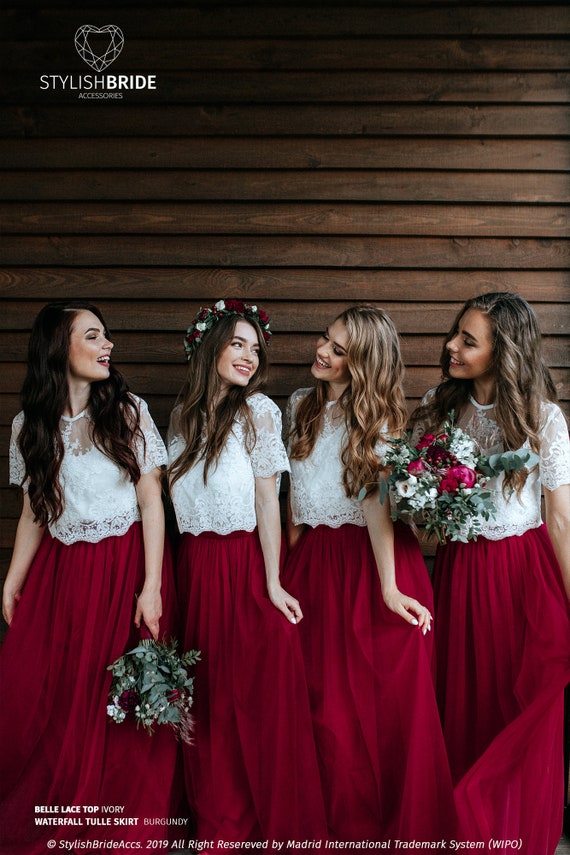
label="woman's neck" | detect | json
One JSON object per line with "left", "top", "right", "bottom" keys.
{"left": 64, "top": 381, "right": 91, "bottom": 418}
{"left": 471, "top": 377, "right": 495, "bottom": 407}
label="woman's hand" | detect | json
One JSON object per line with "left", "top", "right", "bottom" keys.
{"left": 134, "top": 586, "right": 162, "bottom": 640}
{"left": 2, "top": 583, "right": 24, "bottom": 625}
{"left": 382, "top": 586, "right": 432, "bottom": 634}
{"left": 267, "top": 581, "right": 303, "bottom": 625}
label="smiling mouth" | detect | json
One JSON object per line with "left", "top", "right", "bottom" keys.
{"left": 449, "top": 358, "right": 463, "bottom": 366}
{"left": 315, "top": 356, "right": 329, "bottom": 369}
{"left": 234, "top": 365, "right": 251, "bottom": 375}
{"left": 97, "top": 356, "right": 110, "bottom": 364}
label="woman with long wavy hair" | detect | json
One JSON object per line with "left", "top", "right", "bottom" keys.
{"left": 410, "top": 292, "right": 570, "bottom": 855}
{"left": 167, "top": 299, "right": 326, "bottom": 848}
{"left": 0, "top": 300, "right": 180, "bottom": 855}
{"left": 283, "top": 304, "right": 455, "bottom": 842}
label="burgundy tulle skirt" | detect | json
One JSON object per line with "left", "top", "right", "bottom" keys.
{"left": 176, "top": 529, "right": 327, "bottom": 847}
{"left": 283, "top": 521, "right": 456, "bottom": 842}
{"left": 433, "top": 524, "right": 570, "bottom": 855}
{"left": 0, "top": 523, "right": 183, "bottom": 855}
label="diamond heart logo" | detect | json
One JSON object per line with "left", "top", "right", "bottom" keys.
{"left": 74, "top": 25, "right": 124, "bottom": 72}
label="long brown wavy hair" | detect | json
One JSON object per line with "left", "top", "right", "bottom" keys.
{"left": 409, "top": 291, "right": 558, "bottom": 494}
{"left": 168, "top": 313, "right": 269, "bottom": 487}
{"left": 289, "top": 305, "right": 408, "bottom": 498}
{"left": 17, "top": 300, "right": 144, "bottom": 526}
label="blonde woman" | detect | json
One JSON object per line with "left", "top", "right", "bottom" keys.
{"left": 284, "top": 305, "right": 454, "bottom": 842}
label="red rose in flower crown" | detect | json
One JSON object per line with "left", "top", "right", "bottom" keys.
{"left": 183, "top": 298, "right": 272, "bottom": 360}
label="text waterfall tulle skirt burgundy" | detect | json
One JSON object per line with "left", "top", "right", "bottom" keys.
{"left": 176, "top": 529, "right": 328, "bottom": 847}
{"left": 433, "top": 523, "right": 570, "bottom": 855}
{"left": 282, "top": 521, "right": 457, "bottom": 842}
{"left": 0, "top": 523, "right": 183, "bottom": 855}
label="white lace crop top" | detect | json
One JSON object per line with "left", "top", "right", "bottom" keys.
{"left": 286, "top": 388, "right": 389, "bottom": 529}
{"left": 9, "top": 396, "right": 168, "bottom": 545}
{"left": 168, "top": 393, "right": 290, "bottom": 536}
{"left": 416, "top": 391, "right": 570, "bottom": 540}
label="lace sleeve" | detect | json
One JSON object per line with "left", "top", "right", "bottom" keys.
{"left": 133, "top": 397, "right": 168, "bottom": 474}
{"left": 540, "top": 402, "right": 570, "bottom": 491}
{"left": 249, "top": 394, "right": 291, "bottom": 478}
{"left": 409, "top": 388, "right": 437, "bottom": 445}
{"left": 9, "top": 412, "right": 27, "bottom": 490}
{"left": 283, "top": 388, "right": 309, "bottom": 453}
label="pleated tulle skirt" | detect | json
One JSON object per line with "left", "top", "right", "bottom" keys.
{"left": 282, "top": 521, "right": 456, "bottom": 842}
{"left": 433, "top": 524, "right": 570, "bottom": 855}
{"left": 0, "top": 523, "right": 183, "bottom": 855}
{"left": 176, "top": 529, "right": 327, "bottom": 847}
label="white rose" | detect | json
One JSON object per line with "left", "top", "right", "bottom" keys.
{"left": 396, "top": 476, "right": 418, "bottom": 497}
{"left": 196, "top": 321, "right": 207, "bottom": 331}
{"left": 215, "top": 300, "right": 225, "bottom": 310}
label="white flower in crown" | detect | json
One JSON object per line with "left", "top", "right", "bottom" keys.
{"left": 183, "top": 298, "right": 272, "bottom": 360}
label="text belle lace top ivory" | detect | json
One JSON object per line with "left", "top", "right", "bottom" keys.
{"left": 286, "top": 388, "right": 389, "bottom": 529}
{"left": 9, "top": 396, "right": 168, "bottom": 545}
{"left": 168, "top": 393, "right": 290, "bottom": 536}
{"left": 417, "top": 390, "right": 570, "bottom": 540}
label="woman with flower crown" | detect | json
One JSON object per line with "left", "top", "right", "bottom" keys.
{"left": 410, "top": 292, "right": 570, "bottom": 855}
{"left": 167, "top": 299, "right": 327, "bottom": 848}
{"left": 0, "top": 301, "right": 181, "bottom": 855}
{"left": 283, "top": 305, "right": 455, "bottom": 842}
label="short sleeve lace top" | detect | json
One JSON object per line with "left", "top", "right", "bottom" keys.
{"left": 417, "top": 390, "right": 570, "bottom": 540}
{"left": 9, "top": 396, "right": 167, "bottom": 545}
{"left": 168, "top": 393, "right": 290, "bottom": 536}
{"left": 286, "top": 388, "right": 389, "bottom": 529}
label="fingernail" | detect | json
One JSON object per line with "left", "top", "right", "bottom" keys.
{"left": 423, "top": 627, "right": 427, "bottom": 635}
{"left": 290, "top": 617, "right": 297, "bottom": 624}
{"left": 411, "top": 619, "right": 419, "bottom": 626}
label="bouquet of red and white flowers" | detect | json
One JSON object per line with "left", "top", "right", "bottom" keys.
{"left": 376, "top": 413, "right": 539, "bottom": 544}
{"left": 107, "top": 638, "right": 200, "bottom": 744}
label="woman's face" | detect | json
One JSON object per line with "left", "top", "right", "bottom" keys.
{"left": 311, "top": 317, "right": 351, "bottom": 392}
{"left": 216, "top": 320, "right": 260, "bottom": 394}
{"left": 67, "top": 310, "right": 113, "bottom": 385}
{"left": 446, "top": 308, "right": 494, "bottom": 382}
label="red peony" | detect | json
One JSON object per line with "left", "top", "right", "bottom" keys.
{"left": 407, "top": 459, "right": 428, "bottom": 475}
{"left": 439, "top": 465, "right": 477, "bottom": 493}
{"left": 416, "top": 434, "right": 435, "bottom": 450}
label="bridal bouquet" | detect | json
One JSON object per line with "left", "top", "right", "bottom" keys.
{"left": 107, "top": 638, "right": 200, "bottom": 744}
{"left": 373, "top": 413, "right": 539, "bottom": 544}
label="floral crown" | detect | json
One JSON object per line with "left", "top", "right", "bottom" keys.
{"left": 183, "top": 299, "right": 272, "bottom": 360}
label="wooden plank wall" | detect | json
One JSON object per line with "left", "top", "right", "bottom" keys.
{"left": 1, "top": 1, "right": 569, "bottom": 620}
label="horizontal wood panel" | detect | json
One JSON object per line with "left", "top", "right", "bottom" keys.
{"left": 4, "top": 39, "right": 570, "bottom": 72}
{"left": 1, "top": 202, "right": 567, "bottom": 237}
{"left": 2, "top": 106, "right": 569, "bottom": 138}
{"left": 4, "top": 7, "right": 570, "bottom": 39}
{"left": 1, "top": 268, "right": 567, "bottom": 302}
{"left": 6, "top": 72, "right": 570, "bottom": 104}
{"left": 1, "top": 138, "right": 568, "bottom": 170}
{"left": 0, "top": 235, "right": 568, "bottom": 268}
{"left": 1, "top": 301, "right": 567, "bottom": 336}
{"left": 2, "top": 172, "right": 568, "bottom": 203}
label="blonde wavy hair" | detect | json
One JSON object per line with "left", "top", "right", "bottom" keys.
{"left": 289, "top": 305, "right": 408, "bottom": 497}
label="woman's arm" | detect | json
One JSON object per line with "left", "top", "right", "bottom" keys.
{"left": 285, "top": 488, "right": 306, "bottom": 551}
{"left": 255, "top": 474, "right": 302, "bottom": 624}
{"left": 2, "top": 492, "right": 46, "bottom": 624}
{"left": 134, "top": 467, "right": 165, "bottom": 640}
{"left": 544, "top": 483, "right": 570, "bottom": 601}
{"left": 362, "top": 486, "right": 432, "bottom": 633}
